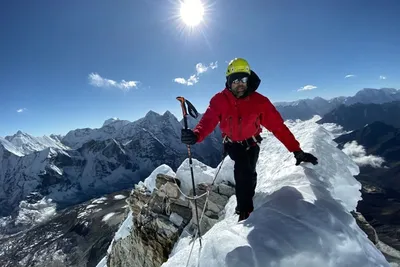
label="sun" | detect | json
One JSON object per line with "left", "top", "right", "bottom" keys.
{"left": 180, "top": 0, "right": 204, "bottom": 27}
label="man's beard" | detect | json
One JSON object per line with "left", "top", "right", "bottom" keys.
{"left": 232, "top": 85, "right": 247, "bottom": 98}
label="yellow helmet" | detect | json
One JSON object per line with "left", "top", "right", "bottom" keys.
{"left": 226, "top": 58, "right": 251, "bottom": 77}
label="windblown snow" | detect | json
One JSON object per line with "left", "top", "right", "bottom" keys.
{"left": 99, "top": 117, "right": 390, "bottom": 267}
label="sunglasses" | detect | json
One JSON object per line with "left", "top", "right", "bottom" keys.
{"left": 231, "top": 76, "right": 249, "bottom": 84}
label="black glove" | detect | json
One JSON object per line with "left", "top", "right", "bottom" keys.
{"left": 181, "top": 129, "right": 198, "bottom": 145}
{"left": 294, "top": 150, "right": 318, "bottom": 166}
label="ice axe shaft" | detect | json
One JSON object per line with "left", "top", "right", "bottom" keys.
{"left": 176, "top": 96, "right": 202, "bottom": 247}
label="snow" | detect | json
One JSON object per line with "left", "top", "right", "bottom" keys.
{"left": 102, "top": 212, "right": 116, "bottom": 222}
{"left": 49, "top": 164, "right": 63, "bottom": 175}
{"left": 176, "top": 158, "right": 226, "bottom": 196}
{"left": 103, "top": 118, "right": 120, "bottom": 127}
{"left": 92, "top": 197, "right": 108, "bottom": 204}
{"left": 137, "top": 164, "right": 176, "bottom": 192}
{"left": 114, "top": 211, "right": 133, "bottom": 241}
{"left": 0, "top": 137, "right": 24, "bottom": 156}
{"left": 158, "top": 118, "right": 389, "bottom": 267}
{"left": 113, "top": 194, "right": 127, "bottom": 200}
{"left": 2, "top": 131, "right": 70, "bottom": 156}
{"left": 319, "top": 121, "right": 350, "bottom": 138}
{"left": 96, "top": 211, "right": 134, "bottom": 267}
{"left": 95, "top": 256, "right": 108, "bottom": 267}
{"left": 77, "top": 208, "right": 102, "bottom": 219}
{"left": 15, "top": 197, "right": 57, "bottom": 226}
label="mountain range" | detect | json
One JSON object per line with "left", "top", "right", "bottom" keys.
{"left": 333, "top": 121, "right": 400, "bottom": 253}
{"left": 275, "top": 88, "right": 400, "bottom": 120}
{"left": 1, "top": 87, "right": 399, "bottom": 224}
{"left": 1, "top": 87, "right": 400, "bottom": 266}
{"left": 317, "top": 101, "right": 400, "bottom": 131}
{"left": 0, "top": 110, "right": 222, "bottom": 235}
{"left": 0, "top": 189, "right": 130, "bottom": 267}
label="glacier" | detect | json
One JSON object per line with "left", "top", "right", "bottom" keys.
{"left": 99, "top": 117, "right": 390, "bottom": 267}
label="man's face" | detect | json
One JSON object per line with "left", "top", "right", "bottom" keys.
{"left": 230, "top": 76, "right": 249, "bottom": 98}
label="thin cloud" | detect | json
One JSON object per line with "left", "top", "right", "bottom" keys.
{"left": 345, "top": 74, "right": 355, "bottom": 78}
{"left": 174, "top": 61, "right": 218, "bottom": 86}
{"left": 174, "top": 78, "right": 187, "bottom": 85}
{"left": 174, "top": 75, "right": 199, "bottom": 86}
{"left": 298, "top": 85, "right": 317, "bottom": 92}
{"left": 17, "top": 108, "right": 27, "bottom": 113}
{"left": 379, "top": 75, "right": 387, "bottom": 80}
{"left": 88, "top": 73, "right": 139, "bottom": 92}
{"left": 342, "top": 141, "right": 385, "bottom": 168}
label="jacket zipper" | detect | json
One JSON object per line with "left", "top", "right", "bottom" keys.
{"left": 255, "top": 116, "right": 260, "bottom": 130}
{"left": 229, "top": 117, "right": 233, "bottom": 138}
{"left": 234, "top": 100, "right": 242, "bottom": 140}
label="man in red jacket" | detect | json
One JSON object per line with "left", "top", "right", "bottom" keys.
{"left": 181, "top": 58, "right": 318, "bottom": 221}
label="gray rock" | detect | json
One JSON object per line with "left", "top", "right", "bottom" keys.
{"left": 352, "top": 211, "right": 379, "bottom": 244}
{"left": 218, "top": 182, "right": 236, "bottom": 197}
{"left": 107, "top": 173, "right": 236, "bottom": 267}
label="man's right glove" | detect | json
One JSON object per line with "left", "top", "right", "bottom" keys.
{"left": 294, "top": 150, "right": 318, "bottom": 166}
{"left": 181, "top": 129, "right": 198, "bottom": 145}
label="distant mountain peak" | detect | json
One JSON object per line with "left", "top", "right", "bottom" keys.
{"left": 145, "top": 110, "right": 160, "bottom": 117}
{"left": 103, "top": 118, "right": 121, "bottom": 127}
{"left": 8, "top": 130, "right": 29, "bottom": 139}
{"left": 163, "top": 110, "right": 174, "bottom": 117}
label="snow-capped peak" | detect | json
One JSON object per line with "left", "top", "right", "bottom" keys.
{"left": 0, "top": 136, "right": 24, "bottom": 157}
{"left": 103, "top": 118, "right": 121, "bottom": 127}
{"left": 3, "top": 131, "right": 70, "bottom": 156}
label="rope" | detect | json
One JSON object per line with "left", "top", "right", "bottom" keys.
{"left": 180, "top": 157, "right": 225, "bottom": 267}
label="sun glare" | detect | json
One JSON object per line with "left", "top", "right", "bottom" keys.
{"left": 180, "top": 0, "right": 204, "bottom": 27}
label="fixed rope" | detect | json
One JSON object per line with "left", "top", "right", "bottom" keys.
{"left": 175, "top": 157, "right": 225, "bottom": 267}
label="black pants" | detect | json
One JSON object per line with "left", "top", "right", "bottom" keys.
{"left": 224, "top": 143, "right": 260, "bottom": 213}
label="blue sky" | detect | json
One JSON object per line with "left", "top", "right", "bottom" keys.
{"left": 1, "top": 0, "right": 399, "bottom": 137}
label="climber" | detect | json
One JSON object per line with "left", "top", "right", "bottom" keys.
{"left": 180, "top": 58, "right": 318, "bottom": 222}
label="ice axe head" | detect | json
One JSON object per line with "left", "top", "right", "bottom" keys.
{"left": 176, "top": 96, "right": 199, "bottom": 119}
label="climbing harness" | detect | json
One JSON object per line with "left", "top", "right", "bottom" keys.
{"left": 223, "top": 134, "right": 262, "bottom": 150}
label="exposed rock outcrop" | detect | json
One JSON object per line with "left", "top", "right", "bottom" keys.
{"left": 352, "top": 211, "right": 379, "bottom": 244}
{"left": 107, "top": 173, "right": 235, "bottom": 267}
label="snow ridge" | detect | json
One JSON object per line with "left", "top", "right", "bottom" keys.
{"left": 158, "top": 117, "right": 389, "bottom": 267}
{"left": 102, "top": 117, "right": 389, "bottom": 267}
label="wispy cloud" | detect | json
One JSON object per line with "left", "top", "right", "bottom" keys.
{"left": 379, "top": 75, "right": 387, "bottom": 80}
{"left": 345, "top": 74, "right": 356, "bottom": 78}
{"left": 174, "top": 75, "right": 199, "bottom": 86}
{"left": 342, "top": 141, "right": 385, "bottom": 168}
{"left": 174, "top": 61, "right": 218, "bottom": 86}
{"left": 88, "top": 73, "right": 139, "bottom": 92}
{"left": 17, "top": 108, "right": 27, "bottom": 113}
{"left": 298, "top": 85, "right": 317, "bottom": 92}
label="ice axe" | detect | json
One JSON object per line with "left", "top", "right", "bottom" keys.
{"left": 176, "top": 96, "right": 203, "bottom": 246}
{"left": 176, "top": 96, "right": 199, "bottom": 127}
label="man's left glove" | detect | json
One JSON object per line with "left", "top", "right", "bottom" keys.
{"left": 294, "top": 150, "right": 318, "bottom": 166}
{"left": 181, "top": 129, "right": 198, "bottom": 145}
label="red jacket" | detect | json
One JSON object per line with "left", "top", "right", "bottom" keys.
{"left": 193, "top": 88, "right": 301, "bottom": 152}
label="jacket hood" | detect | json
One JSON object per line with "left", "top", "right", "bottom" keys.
{"left": 225, "top": 70, "right": 261, "bottom": 98}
